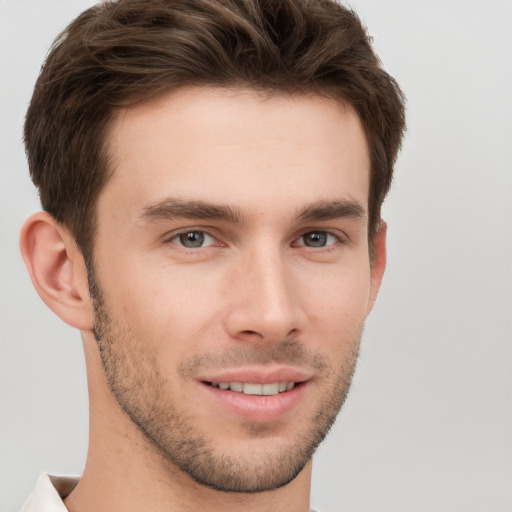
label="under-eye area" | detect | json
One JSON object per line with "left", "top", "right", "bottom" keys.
{"left": 204, "top": 381, "right": 304, "bottom": 396}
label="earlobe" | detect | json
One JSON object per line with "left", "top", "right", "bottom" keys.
{"left": 20, "top": 212, "right": 94, "bottom": 330}
{"left": 367, "top": 221, "right": 387, "bottom": 313}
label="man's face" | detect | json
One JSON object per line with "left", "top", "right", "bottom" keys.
{"left": 90, "top": 87, "right": 381, "bottom": 492}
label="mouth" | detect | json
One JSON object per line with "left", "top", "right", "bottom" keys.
{"left": 204, "top": 380, "right": 298, "bottom": 395}
{"left": 200, "top": 378, "right": 308, "bottom": 423}
{"left": 197, "top": 368, "right": 311, "bottom": 422}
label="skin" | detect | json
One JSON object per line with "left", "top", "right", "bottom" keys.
{"left": 20, "top": 86, "right": 386, "bottom": 512}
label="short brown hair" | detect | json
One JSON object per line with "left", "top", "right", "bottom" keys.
{"left": 24, "top": 0, "right": 405, "bottom": 266}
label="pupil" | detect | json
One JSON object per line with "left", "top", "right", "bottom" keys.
{"left": 305, "top": 232, "right": 327, "bottom": 247}
{"left": 180, "top": 231, "right": 204, "bottom": 248}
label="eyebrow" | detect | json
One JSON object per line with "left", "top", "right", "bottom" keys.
{"left": 139, "top": 197, "right": 366, "bottom": 225}
{"left": 297, "top": 199, "right": 366, "bottom": 223}
{"left": 139, "top": 198, "right": 244, "bottom": 224}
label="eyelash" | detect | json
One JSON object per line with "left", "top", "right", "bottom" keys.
{"left": 164, "top": 228, "right": 344, "bottom": 251}
{"left": 293, "top": 231, "right": 342, "bottom": 249}
{"left": 165, "top": 230, "right": 219, "bottom": 249}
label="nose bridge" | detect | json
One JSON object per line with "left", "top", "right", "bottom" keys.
{"left": 226, "top": 241, "right": 298, "bottom": 341}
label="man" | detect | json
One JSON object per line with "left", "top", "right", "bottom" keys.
{"left": 18, "top": 0, "right": 405, "bottom": 510}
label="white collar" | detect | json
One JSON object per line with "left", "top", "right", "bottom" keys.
{"left": 20, "top": 473, "right": 79, "bottom": 512}
{"left": 21, "top": 473, "right": 321, "bottom": 512}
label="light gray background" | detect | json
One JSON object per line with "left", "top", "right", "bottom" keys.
{"left": 1, "top": 1, "right": 511, "bottom": 511}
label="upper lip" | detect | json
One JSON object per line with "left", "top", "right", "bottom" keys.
{"left": 198, "top": 366, "right": 312, "bottom": 384}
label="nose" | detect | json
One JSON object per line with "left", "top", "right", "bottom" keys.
{"left": 223, "top": 246, "right": 302, "bottom": 344}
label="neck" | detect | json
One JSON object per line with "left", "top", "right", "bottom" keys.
{"left": 65, "top": 337, "right": 312, "bottom": 512}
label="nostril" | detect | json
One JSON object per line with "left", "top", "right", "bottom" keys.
{"left": 235, "top": 329, "right": 266, "bottom": 343}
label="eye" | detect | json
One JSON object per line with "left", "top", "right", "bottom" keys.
{"left": 296, "top": 231, "right": 338, "bottom": 248}
{"left": 170, "top": 230, "right": 215, "bottom": 249}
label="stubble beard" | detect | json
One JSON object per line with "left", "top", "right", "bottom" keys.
{"left": 91, "top": 283, "right": 363, "bottom": 493}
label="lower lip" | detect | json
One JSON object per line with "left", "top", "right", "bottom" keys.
{"left": 200, "top": 382, "right": 308, "bottom": 423}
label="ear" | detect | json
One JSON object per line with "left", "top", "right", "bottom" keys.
{"left": 367, "top": 221, "right": 387, "bottom": 313}
{"left": 20, "top": 212, "right": 94, "bottom": 330}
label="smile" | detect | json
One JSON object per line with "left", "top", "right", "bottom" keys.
{"left": 208, "top": 381, "right": 295, "bottom": 395}
{"left": 200, "top": 375, "right": 308, "bottom": 422}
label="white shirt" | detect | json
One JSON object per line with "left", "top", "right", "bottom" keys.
{"left": 21, "top": 474, "right": 322, "bottom": 511}
{"left": 21, "top": 474, "right": 79, "bottom": 512}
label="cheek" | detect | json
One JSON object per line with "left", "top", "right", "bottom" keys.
{"left": 104, "top": 261, "right": 227, "bottom": 349}
{"left": 295, "top": 264, "right": 372, "bottom": 350}
{"left": 298, "top": 262, "right": 372, "bottom": 315}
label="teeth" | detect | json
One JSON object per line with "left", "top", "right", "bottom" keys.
{"left": 244, "top": 383, "right": 262, "bottom": 395}
{"left": 229, "top": 382, "right": 243, "bottom": 392}
{"left": 262, "top": 383, "right": 279, "bottom": 395}
{"left": 211, "top": 381, "right": 295, "bottom": 395}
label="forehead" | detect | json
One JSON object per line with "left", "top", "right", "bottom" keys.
{"left": 101, "top": 86, "right": 370, "bottom": 219}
